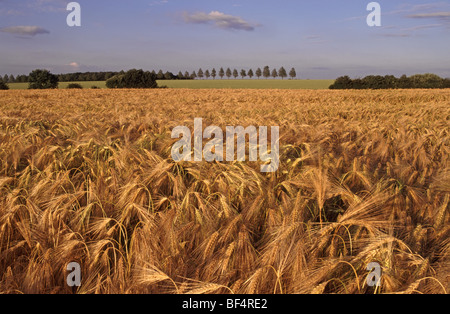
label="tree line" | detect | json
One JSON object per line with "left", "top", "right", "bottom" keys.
{"left": 0, "top": 69, "right": 157, "bottom": 90}
{"left": 0, "top": 72, "right": 119, "bottom": 83}
{"left": 110, "top": 66, "right": 297, "bottom": 80}
{"left": 0, "top": 66, "right": 297, "bottom": 84}
{"left": 3, "top": 68, "right": 449, "bottom": 90}
{"left": 330, "top": 74, "right": 450, "bottom": 89}
{"left": 177, "top": 66, "right": 297, "bottom": 80}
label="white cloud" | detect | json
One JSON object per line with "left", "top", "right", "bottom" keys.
{"left": 182, "top": 11, "right": 258, "bottom": 31}
{"left": 407, "top": 11, "right": 450, "bottom": 19}
{"left": 0, "top": 26, "right": 50, "bottom": 36}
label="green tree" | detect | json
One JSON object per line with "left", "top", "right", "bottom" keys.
{"left": 240, "top": 69, "right": 247, "bottom": 79}
{"left": 184, "top": 71, "right": 190, "bottom": 79}
{"left": 248, "top": 69, "right": 254, "bottom": 79}
{"left": 211, "top": 68, "right": 217, "bottom": 80}
{"left": 278, "top": 67, "right": 287, "bottom": 80}
{"left": 205, "top": 69, "right": 210, "bottom": 79}
{"left": 28, "top": 69, "right": 58, "bottom": 89}
{"left": 289, "top": 68, "right": 297, "bottom": 79}
{"left": 178, "top": 71, "right": 184, "bottom": 79}
{"left": 219, "top": 67, "right": 225, "bottom": 79}
{"left": 271, "top": 69, "right": 278, "bottom": 79}
{"left": 329, "top": 76, "right": 353, "bottom": 89}
{"left": 410, "top": 73, "right": 444, "bottom": 88}
{"left": 106, "top": 69, "right": 157, "bottom": 89}
{"left": 67, "top": 83, "right": 83, "bottom": 89}
{"left": 226, "top": 68, "right": 232, "bottom": 79}
{"left": 198, "top": 68, "right": 204, "bottom": 80}
{"left": 255, "top": 68, "right": 262, "bottom": 79}
{"left": 383, "top": 75, "right": 398, "bottom": 89}
{"left": 157, "top": 70, "right": 165, "bottom": 80}
{"left": 351, "top": 78, "right": 365, "bottom": 89}
{"left": 3, "top": 74, "right": 9, "bottom": 83}
{"left": 443, "top": 78, "right": 450, "bottom": 88}
{"left": 9, "top": 74, "right": 15, "bottom": 83}
{"left": 263, "top": 66, "right": 270, "bottom": 79}
{"left": 233, "top": 69, "right": 239, "bottom": 79}
{"left": 398, "top": 75, "right": 411, "bottom": 89}
{"left": 164, "top": 71, "right": 174, "bottom": 80}
{"left": 191, "top": 71, "right": 197, "bottom": 79}
{"left": 0, "top": 79, "right": 9, "bottom": 90}
{"left": 16, "top": 75, "right": 28, "bottom": 83}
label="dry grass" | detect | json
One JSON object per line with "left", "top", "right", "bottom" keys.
{"left": 0, "top": 88, "right": 449, "bottom": 294}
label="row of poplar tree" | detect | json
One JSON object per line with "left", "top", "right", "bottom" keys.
{"left": 178, "top": 66, "right": 297, "bottom": 80}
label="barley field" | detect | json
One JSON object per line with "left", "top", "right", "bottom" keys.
{"left": 0, "top": 89, "right": 448, "bottom": 294}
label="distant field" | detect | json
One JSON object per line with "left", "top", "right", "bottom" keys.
{"left": 158, "top": 79, "right": 335, "bottom": 89}
{"left": 8, "top": 79, "right": 334, "bottom": 90}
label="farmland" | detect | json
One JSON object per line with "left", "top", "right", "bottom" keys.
{"left": 7, "top": 81, "right": 107, "bottom": 90}
{"left": 7, "top": 79, "right": 335, "bottom": 90}
{"left": 0, "top": 88, "right": 449, "bottom": 294}
{"left": 158, "top": 79, "right": 335, "bottom": 90}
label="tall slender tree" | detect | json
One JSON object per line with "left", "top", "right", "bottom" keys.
{"left": 211, "top": 68, "right": 217, "bottom": 80}
{"left": 226, "top": 68, "right": 232, "bottom": 79}
{"left": 271, "top": 69, "right": 278, "bottom": 79}
{"left": 256, "top": 68, "right": 262, "bottom": 79}
{"left": 198, "top": 68, "right": 204, "bottom": 80}
{"left": 263, "top": 66, "right": 270, "bottom": 79}
{"left": 205, "top": 69, "right": 210, "bottom": 80}
{"left": 240, "top": 69, "right": 247, "bottom": 79}
{"left": 233, "top": 69, "right": 239, "bottom": 79}
{"left": 248, "top": 69, "right": 254, "bottom": 79}
{"left": 278, "top": 67, "right": 287, "bottom": 80}
{"left": 191, "top": 71, "right": 197, "bottom": 79}
{"left": 219, "top": 67, "right": 225, "bottom": 79}
{"left": 289, "top": 68, "right": 297, "bottom": 79}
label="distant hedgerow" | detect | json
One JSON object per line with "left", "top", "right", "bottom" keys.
{"left": 330, "top": 73, "right": 450, "bottom": 90}
{"left": 106, "top": 69, "right": 158, "bottom": 89}
{"left": 67, "top": 83, "right": 83, "bottom": 89}
{"left": 0, "top": 80, "right": 9, "bottom": 90}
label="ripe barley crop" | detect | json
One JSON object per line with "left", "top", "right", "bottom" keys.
{"left": 0, "top": 89, "right": 448, "bottom": 294}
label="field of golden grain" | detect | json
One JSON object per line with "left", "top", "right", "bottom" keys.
{"left": 0, "top": 89, "right": 449, "bottom": 294}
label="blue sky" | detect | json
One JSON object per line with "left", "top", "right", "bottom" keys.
{"left": 1, "top": 0, "right": 449, "bottom": 78}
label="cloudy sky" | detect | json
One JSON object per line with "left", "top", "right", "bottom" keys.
{"left": 1, "top": 0, "right": 449, "bottom": 78}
